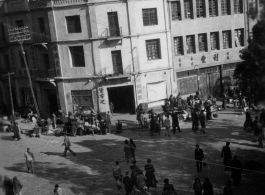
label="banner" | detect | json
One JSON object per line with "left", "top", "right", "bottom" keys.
{"left": 147, "top": 81, "right": 167, "bottom": 102}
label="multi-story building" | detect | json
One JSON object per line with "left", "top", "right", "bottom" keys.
{"left": 0, "top": 0, "right": 174, "bottom": 116}
{"left": 169, "top": 0, "right": 260, "bottom": 100}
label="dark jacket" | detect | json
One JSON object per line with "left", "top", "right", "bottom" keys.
{"left": 123, "top": 176, "right": 133, "bottom": 189}
{"left": 195, "top": 148, "right": 204, "bottom": 160}
{"left": 203, "top": 181, "right": 213, "bottom": 195}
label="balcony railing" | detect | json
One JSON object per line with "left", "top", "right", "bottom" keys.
{"left": 29, "top": 0, "right": 51, "bottom": 9}
{"left": 52, "top": 0, "right": 88, "bottom": 5}
{"left": 106, "top": 27, "right": 122, "bottom": 37}
{"left": 33, "top": 68, "right": 55, "bottom": 79}
{"left": 31, "top": 33, "right": 51, "bottom": 43}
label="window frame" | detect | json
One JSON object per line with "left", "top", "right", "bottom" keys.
{"left": 37, "top": 18, "right": 46, "bottom": 34}
{"left": 69, "top": 46, "right": 86, "bottom": 67}
{"left": 171, "top": 1, "right": 181, "bottom": 21}
{"left": 186, "top": 35, "right": 195, "bottom": 54}
{"left": 145, "top": 39, "right": 161, "bottom": 60}
{"left": 198, "top": 33, "right": 207, "bottom": 52}
{"left": 222, "top": 30, "right": 231, "bottom": 49}
{"left": 65, "top": 15, "right": 82, "bottom": 34}
{"left": 234, "top": 29, "right": 244, "bottom": 47}
{"left": 142, "top": 8, "right": 158, "bottom": 26}
{"left": 210, "top": 32, "right": 219, "bottom": 50}
{"left": 221, "top": 0, "right": 230, "bottom": 15}
{"left": 209, "top": 0, "right": 218, "bottom": 17}
{"left": 174, "top": 36, "right": 183, "bottom": 56}
{"left": 196, "top": 0, "right": 205, "bottom": 18}
{"left": 234, "top": 0, "right": 243, "bottom": 14}
{"left": 184, "top": 0, "right": 192, "bottom": 19}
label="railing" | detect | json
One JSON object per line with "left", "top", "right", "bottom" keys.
{"left": 106, "top": 27, "right": 122, "bottom": 37}
{"left": 31, "top": 33, "right": 51, "bottom": 43}
{"left": 123, "top": 65, "right": 131, "bottom": 75}
{"left": 29, "top": 0, "right": 51, "bottom": 9}
{"left": 52, "top": 0, "right": 88, "bottom": 5}
{"left": 33, "top": 69, "right": 55, "bottom": 79}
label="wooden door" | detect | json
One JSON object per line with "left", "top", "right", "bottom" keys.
{"left": 108, "top": 12, "right": 120, "bottom": 37}
{"left": 111, "top": 50, "right": 123, "bottom": 74}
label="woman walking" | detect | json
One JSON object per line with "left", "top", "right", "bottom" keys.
{"left": 193, "top": 178, "right": 203, "bottom": 195}
{"left": 144, "top": 158, "right": 157, "bottom": 189}
{"left": 130, "top": 139, "right": 136, "bottom": 161}
{"left": 124, "top": 140, "right": 132, "bottom": 163}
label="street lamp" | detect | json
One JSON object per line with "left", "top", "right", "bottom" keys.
{"left": 8, "top": 26, "right": 40, "bottom": 118}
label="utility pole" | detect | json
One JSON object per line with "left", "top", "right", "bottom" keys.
{"left": 8, "top": 26, "right": 40, "bottom": 118}
{"left": 1, "top": 72, "right": 15, "bottom": 116}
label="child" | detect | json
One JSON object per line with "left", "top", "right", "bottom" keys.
{"left": 164, "top": 115, "right": 171, "bottom": 136}
{"left": 54, "top": 184, "right": 62, "bottom": 195}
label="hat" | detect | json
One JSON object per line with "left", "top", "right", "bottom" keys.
{"left": 147, "top": 158, "right": 151, "bottom": 163}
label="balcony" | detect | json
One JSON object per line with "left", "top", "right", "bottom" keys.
{"left": 33, "top": 68, "right": 56, "bottom": 80}
{"left": 31, "top": 33, "right": 51, "bottom": 44}
{"left": 102, "top": 27, "right": 123, "bottom": 41}
{"left": 52, "top": 0, "right": 88, "bottom": 5}
{"left": 29, "top": 0, "right": 51, "bottom": 9}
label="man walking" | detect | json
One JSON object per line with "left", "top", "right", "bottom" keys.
{"left": 113, "top": 161, "right": 122, "bottom": 190}
{"left": 110, "top": 102, "right": 114, "bottom": 115}
{"left": 24, "top": 148, "right": 35, "bottom": 174}
{"left": 221, "top": 142, "right": 232, "bottom": 171}
{"left": 172, "top": 112, "right": 181, "bottom": 134}
{"left": 231, "top": 155, "right": 242, "bottom": 186}
{"left": 13, "top": 177, "right": 23, "bottom": 195}
{"left": 62, "top": 135, "right": 76, "bottom": 157}
{"left": 195, "top": 144, "right": 204, "bottom": 173}
{"left": 164, "top": 115, "right": 171, "bottom": 136}
{"left": 123, "top": 171, "right": 133, "bottom": 195}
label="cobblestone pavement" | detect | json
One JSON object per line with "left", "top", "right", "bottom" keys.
{"left": 1, "top": 108, "right": 265, "bottom": 195}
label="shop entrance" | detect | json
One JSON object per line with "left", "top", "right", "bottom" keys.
{"left": 107, "top": 85, "right": 135, "bottom": 113}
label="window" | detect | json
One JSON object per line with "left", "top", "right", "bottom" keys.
{"left": 186, "top": 35, "right": 195, "bottom": 54}
{"left": 184, "top": 0, "right": 192, "bottom": 19}
{"left": 108, "top": 12, "right": 120, "bottom": 37}
{"left": 111, "top": 50, "right": 123, "bottom": 74}
{"left": 142, "top": 8, "right": 158, "bottom": 26}
{"left": 198, "top": 33, "right": 207, "bottom": 52}
{"left": 234, "top": 0, "right": 242, "bottom": 14}
{"left": 38, "top": 18, "right": 46, "bottom": 34}
{"left": 71, "top": 90, "right": 93, "bottom": 110}
{"left": 19, "top": 50, "right": 28, "bottom": 68}
{"left": 15, "top": 20, "right": 24, "bottom": 27}
{"left": 221, "top": 0, "right": 229, "bottom": 15}
{"left": 42, "top": 54, "right": 50, "bottom": 69}
{"left": 146, "top": 39, "right": 160, "bottom": 60}
{"left": 235, "top": 29, "right": 244, "bottom": 47}
{"left": 69, "top": 46, "right": 85, "bottom": 67}
{"left": 249, "top": 0, "right": 257, "bottom": 9}
{"left": 172, "top": 1, "right": 181, "bottom": 20}
{"left": 209, "top": 0, "right": 217, "bottom": 17}
{"left": 222, "top": 31, "right": 231, "bottom": 49}
{"left": 210, "top": 32, "right": 219, "bottom": 50}
{"left": 174, "top": 37, "right": 183, "bottom": 56}
{"left": 196, "top": 0, "right": 205, "bottom": 18}
{"left": 66, "top": 15, "right": 81, "bottom": 33}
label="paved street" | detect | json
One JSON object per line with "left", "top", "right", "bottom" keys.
{"left": 1, "top": 108, "right": 265, "bottom": 195}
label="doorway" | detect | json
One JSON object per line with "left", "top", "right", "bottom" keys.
{"left": 46, "top": 89, "right": 59, "bottom": 115}
{"left": 108, "top": 12, "right": 120, "bottom": 37}
{"left": 107, "top": 85, "right": 135, "bottom": 113}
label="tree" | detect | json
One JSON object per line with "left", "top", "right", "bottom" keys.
{"left": 234, "top": 5, "right": 265, "bottom": 104}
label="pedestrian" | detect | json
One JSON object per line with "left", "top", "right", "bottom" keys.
{"left": 199, "top": 110, "right": 206, "bottom": 134}
{"left": 130, "top": 139, "right": 136, "bottom": 161}
{"left": 259, "top": 109, "right": 265, "bottom": 126}
{"left": 12, "top": 123, "right": 21, "bottom": 141}
{"left": 221, "top": 142, "right": 232, "bottom": 171}
{"left": 54, "top": 184, "right": 62, "bottom": 195}
{"left": 150, "top": 116, "right": 156, "bottom": 136}
{"left": 136, "top": 170, "right": 146, "bottom": 192}
{"left": 142, "top": 186, "right": 151, "bottom": 195}
{"left": 144, "top": 158, "right": 157, "bottom": 189}
{"left": 105, "top": 112, "right": 111, "bottom": 134}
{"left": 70, "top": 117, "right": 78, "bottom": 136}
{"left": 164, "top": 115, "right": 171, "bottom": 136}
{"left": 113, "top": 161, "right": 122, "bottom": 190}
{"left": 130, "top": 160, "right": 140, "bottom": 186}
{"left": 193, "top": 178, "right": 203, "bottom": 195}
{"left": 110, "top": 102, "right": 114, "bottom": 115}
{"left": 204, "top": 98, "right": 212, "bottom": 120}
{"left": 162, "top": 178, "right": 176, "bottom": 195}
{"left": 53, "top": 113, "right": 57, "bottom": 129}
{"left": 169, "top": 94, "right": 173, "bottom": 108}
{"left": 231, "top": 155, "right": 242, "bottom": 186}
{"left": 253, "top": 116, "right": 259, "bottom": 136}
{"left": 244, "top": 109, "right": 253, "bottom": 130}
{"left": 124, "top": 140, "right": 132, "bottom": 163}
{"left": 123, "top": 171, "right": 133, "bottom": 195}
{"left": 195, "top": 144, "right": 204, "bottom": 173}
{"left": 12, "top": 177, "right": 22, "bottom": 195}
{"left": 203, "top": 178, "right": 213, "bottom": 195}
{"left": 223, "top": 181, "right": 233, "bottom": 195}
{"left": 172, "top": 111, "right": 181, "bottom": 133}
{"left": 222, "top": 92, "right": 227, "bottom": 110}
{"left": 62, "top": 135, "right": 76, "bottom": 157}
{"left": 3, "top": 176, "right": 13, "bottom": 195}
{"left": 24, "top": 148, "right": 35, "bottom": 174}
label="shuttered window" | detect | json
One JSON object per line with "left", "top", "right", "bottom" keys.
{"left": 174, "top": 37, "right": 183, "bottom": 56}
{"left": 184, "top": 0, "right": 192, "bottom": 19}
{"left": 222, "top": 31, "right": 231, "bottom": 49}
{"left": 209, "top": 0, "right": 217, "bottom": 17}
{"left": 172, "top": 1, "right": 181, "bottom": 20}
{"left": 146, "top": 39, "right": 161, "bottom": 60}
{"left": 66, "top": 15, "right": 81, "bottom": 33}
{"left": 71, "top": 90, "right": 93, "bottom": 110}
{"left": 234, "top": 0, "right": 242, "bottom": 14}
{"left": 186, "top": 35, "right": 195, "bottom": 54}
{"left": 198, "top": 33, "right": 207, "bottom": 52}
{"left": 221, "top": 0, "right": 229, "bottom": 15}
{"left": 196, "top": 0, "right": 205, "bottom": 18}
{"left": 210, "top": 32, "right": 219, "bottom": 50}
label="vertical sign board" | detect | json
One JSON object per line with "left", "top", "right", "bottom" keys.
{"left": 52, "top": 44, "right": 62, "bottom": 77}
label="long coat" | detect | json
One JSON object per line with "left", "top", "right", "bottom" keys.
{"left": 221, "top": 146, "right": 232, "bottom": 166}
{"left": 144, "top": 163, "right": 157, "bottom": 188}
